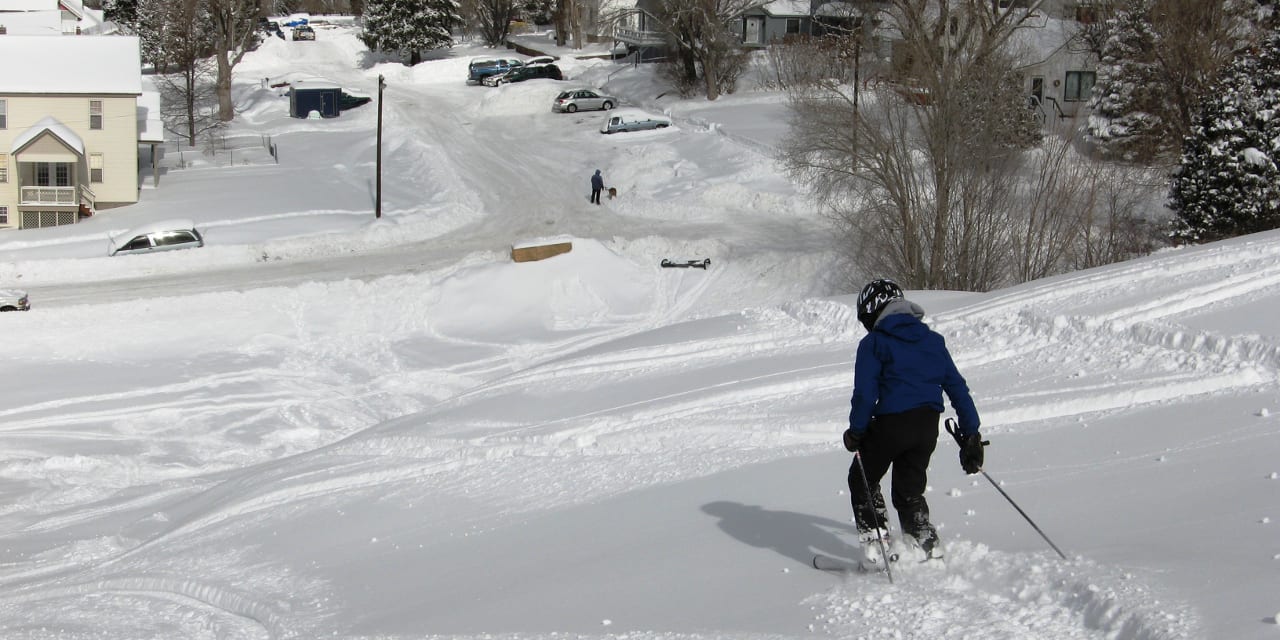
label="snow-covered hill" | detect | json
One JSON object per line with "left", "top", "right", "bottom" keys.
{"left": 0, "top": 23, "right": 1276, "bottom": 640}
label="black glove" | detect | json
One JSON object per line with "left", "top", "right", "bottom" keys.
{"left": 842, "top": 429, "right": 862, "bottom": 453}
{"left": 959, "top": 433, "right": 985, "bottom": 474}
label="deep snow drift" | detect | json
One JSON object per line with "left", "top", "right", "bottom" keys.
{"left": 0, "top": 22, "right": 1276, "bottom": 640}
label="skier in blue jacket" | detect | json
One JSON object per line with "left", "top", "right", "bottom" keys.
{"left": 843, "top": 279, "right": 984, "bottom": 564}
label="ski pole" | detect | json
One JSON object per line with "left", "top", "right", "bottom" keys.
{"left": 945, "top": 419, "right": 1068, "bottom": 561}
{"left": 852, "top": 451, "right": 894, "bottom": 583}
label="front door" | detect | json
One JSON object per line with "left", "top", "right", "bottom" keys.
{"left": 745, "top": 17, "right": 763, "bottom": 44}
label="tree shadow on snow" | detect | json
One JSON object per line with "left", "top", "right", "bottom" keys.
{"left": 701, "top": 501, "right": 858, "bottom": 567}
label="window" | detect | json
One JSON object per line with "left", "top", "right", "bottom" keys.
{"left": 786, "top": 18, "right": 801, "bottom": 34}
{"left": 155, "top": 231, "right": 198, "bottom": 246}
{"left": 0, "top": 207, "right": 7, "bottom": 225}
{"left": 55, "top": 164, "right": 70, "bottom": 186}
{"left": 90, "top": 153, "right": 104, "bottom": 182}
{"left": 90, "top": 99, "right": 103, "bottom": 130}
{"left": 121, "top": 235, "right": 152, "bottom": 251}
{"left": 0, "top": 99, "right": 6, "bottom": 129}
{"left": 1064, "top": 70, "right": 1095, "bottom": 102}
{"left": 0, "top": 153, "right": 7, "bottom": 183}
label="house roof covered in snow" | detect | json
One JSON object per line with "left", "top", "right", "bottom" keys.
{"left": 0, "top": 35, "right": 141, "bottom": 95}
{"left": 763, "top": 0, "right": 810, "bottom": 17}
{"left": 11, "top": 116, "right": 85, "bottom": 155}
{"left": 0, "top": 9, "right": 62, "bottom": 34}
{"left": 0, "top": 0, "right": 53, "bottom": 12}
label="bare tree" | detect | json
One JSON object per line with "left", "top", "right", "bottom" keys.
{"left": 1071, "top": 165, "right": 1164, "bottom": 269}
{"left": 783, "top": 0, "right": 1045, "bottom": 290}
{"left": 146, "top": 0, "right": 222, "bottom": 146}
{"left": 473, "top": 0, "right": 517, "bottom": 46}
{"left": 552, "top": 0, "right": 569, "bottom": 45}
{"left": 650, "top": 0, "right": 762, "bottom": 100}
{"left": 208, "top": 0, "right": 263, "bottom": 121}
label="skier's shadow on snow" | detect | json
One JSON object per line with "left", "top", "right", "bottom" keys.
{"left": 701, "top": 501, "right": 857, "bottom": 567}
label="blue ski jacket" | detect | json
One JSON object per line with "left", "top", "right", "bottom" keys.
{"left": 848, "top": 301, "right": 980, "bottom": 437}
{"left": 591, "top": 171, "right": 604, "bottom": 190}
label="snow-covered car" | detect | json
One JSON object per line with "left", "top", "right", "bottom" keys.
{"left": 468, "top": 58, "right": 523, "bottom": 84}
{"left": 524, "top": 55, "right": 556, "bottom": 66}
{"left": 599, "top": 109, "right": 671, "bottom": 134}
{"left": 0, "top": 289, "right": 29, "bottom": 312}
{"left": 292, "top": 25, "right": 316, "bottom": 41}
{"left": 552, "top": 88, "right": 617, "bottom": 113}
{"left": 108, "top": 219, "right": 205, "bottom": 257}
{"left": 482, "top": 63, "right": 563, "bottom": 86}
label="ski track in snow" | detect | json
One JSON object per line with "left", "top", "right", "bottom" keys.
{"left": 807, "top": 542, "right": 1199, "bottom": 640}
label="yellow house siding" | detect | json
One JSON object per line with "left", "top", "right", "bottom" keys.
{"left": 18, "top": 134, "right": 79, "bottom": 162}
{"left": 0, "top": 93, "right": 139, "bottom": 210}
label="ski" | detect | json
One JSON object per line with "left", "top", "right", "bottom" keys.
{"left": 811, "top": 553, "right": 867, "bottom": 573}
{"left": 811, "top": 552, "right": 898, "bottom": 574}
{"left": 660, "top": 258, "right": 710, "bottom": 269}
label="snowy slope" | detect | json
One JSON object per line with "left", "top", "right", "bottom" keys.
{"left": 0, "top": 22, "right": 1276, "bottom": 640}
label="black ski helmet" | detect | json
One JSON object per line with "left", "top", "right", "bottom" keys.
{"left": 857, "top": 279, "right": 904, "bottom": 331}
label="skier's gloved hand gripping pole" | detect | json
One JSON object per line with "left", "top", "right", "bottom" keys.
{"left": 944, "top": 418, "right": 1069, "bottom": 561}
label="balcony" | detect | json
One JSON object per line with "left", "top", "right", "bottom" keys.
{"left": 19, "top": 184, "right": 94, "bottom": 207}
{"left": 614, "top": 27, "right": 667, "bottom": 47}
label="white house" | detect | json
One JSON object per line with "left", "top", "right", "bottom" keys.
{"left": 0, "top": 0, "right": 105, "bottom": 34}
{"left": 1008, "top": 0, "right": 1102, "bottom": 124}
{"left": 0, "top": 35, "right": 144, "bottom": 229}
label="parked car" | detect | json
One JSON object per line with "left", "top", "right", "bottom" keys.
{"left": 524, "top": 55, "right": 556, "bottom": 66}
{"left": 292, "top": 25, "right": 316, "bottom": 41}
{"left": 600, "top": 109, "right": 671, "bottom": 134}
{"left": 552, "top": 88, "right": 617, "bottom": 113}
{"left": 0, "top": 289, "right": 29, "bottom": 312}
{"left": 108, "top": 220, "right": 205, "bottom": 257}
{"left": 282, "top": 13, "right": 310, "bottom": 27}
{"left": 483, "top": 63, "right": 563, "bottom": 86}
{"left": 468, "top": 58, "right": 523, "bottom": 84}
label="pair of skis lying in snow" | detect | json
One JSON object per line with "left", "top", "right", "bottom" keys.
{"left": 660, "top": 258, "right": 710, "bottom": 269}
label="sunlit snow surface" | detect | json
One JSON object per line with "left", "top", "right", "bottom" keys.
{"left": 0, "top": 20, "right": 1276, "bottom": 640}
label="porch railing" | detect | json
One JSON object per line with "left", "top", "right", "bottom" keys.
{"left": 614, "top": 28, "right": 666, "bottom": 46}
{"left": 19, "top": 186, "right": 77, "bottom": 206}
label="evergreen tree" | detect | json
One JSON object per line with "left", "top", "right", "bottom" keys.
{"left": 1086, "top": 0, "right": 1166, "bottom": 161}
{"left": 1087, "top": 0, "right": 1252, "bottom": 163}
{"left": 103, "top": 0, "right": 140, "bottom": 32}
{"left": 1169, "top": 20, "right": 1280, "bottom": 243}
{"left": 361, "top": 0, "right": 460, "bottom": 65}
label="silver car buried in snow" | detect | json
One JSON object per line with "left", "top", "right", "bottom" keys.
{"left": 108, "top": 219, "right": 205, "bottom": 257}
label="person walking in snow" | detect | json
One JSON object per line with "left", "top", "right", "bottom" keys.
{"left": 590, "top": 169, "right": 604, "bottom": 205}
{"left": 843, "top": 279, "right": 985, "bottom": 565}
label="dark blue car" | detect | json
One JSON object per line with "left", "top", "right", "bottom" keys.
{"left": 468, "top": 58, "right": 523, "bottom": 84}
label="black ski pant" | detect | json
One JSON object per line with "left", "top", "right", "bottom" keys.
{"left": 848, "top": 406, "right": 939, "bottom": 543}
{"left": 590, "top": 188, "right": 602, "bottom": 204}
